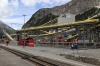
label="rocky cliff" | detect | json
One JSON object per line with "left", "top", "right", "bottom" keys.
{"left": 0, "top": 20, "right": 16, "bottom": 38}
{"left": 23, "top": 0, "right": 100, "bottom": 28}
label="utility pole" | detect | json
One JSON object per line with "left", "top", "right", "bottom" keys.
{"left": 23, "top": 14, "right": 26, "bottom": 48}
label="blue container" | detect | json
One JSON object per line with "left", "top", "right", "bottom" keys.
{"left": 64, "top": 35, "right": 68, "bottom": 38}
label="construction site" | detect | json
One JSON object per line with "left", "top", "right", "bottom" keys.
{"left": 2, "top": 9, "right": 100, "bottom": 49}
{"left": 1, "top": 1, "right": 100, "bottom": 66}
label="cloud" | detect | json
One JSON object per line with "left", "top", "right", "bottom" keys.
{"left": 51, "top": 0, "right": 70, "bottom": 5}
{"left": 0, "top": 0, "right": 19, "bottom": 18}
{"left": 10, "top": 0, "right": 19, "bottom": 8}
{"left": 21, "top": 0, "right": 37, "bottom": 7}
{"left": 0, "top": 17, "right": 23, "bottom": 30}
{"left": 21, "top": 0, "right": 71, "bottom": 7}
{"left": 0, "top": 0, "right": 71, "bottom": 30}
{"left": 0, "top": 15, "right": 31, "bottom": 29}
{"left": 1, "top": 17, "right": 22, "bottom": 23}
{"left": 0, "top": 0, "right": 12, "bottom": 18}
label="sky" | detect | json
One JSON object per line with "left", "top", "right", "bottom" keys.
{"left": 0, "top": 0, "right": 71, "bottom": 30}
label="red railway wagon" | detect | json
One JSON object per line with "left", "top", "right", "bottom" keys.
{"left": 18, "top": 37, "right": 34, "bottom": 47}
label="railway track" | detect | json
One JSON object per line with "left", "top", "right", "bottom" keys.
{"left": 0, "top": 46, "right": 58, "bottom": 66}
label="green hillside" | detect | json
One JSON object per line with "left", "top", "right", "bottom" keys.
{"left": 33, "top": 13, "right": 58, "bottom": 26}
{"left": 75, "top": 7, "right": 100, "bottom": 21}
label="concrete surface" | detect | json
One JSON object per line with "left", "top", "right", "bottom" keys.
{"left": 0, "top": 49, "right": 35, "bottom": 66}
{"left": 0, "top": 44, "right": 97, "bottom": 66}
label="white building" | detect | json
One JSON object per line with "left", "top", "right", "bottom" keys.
{"left": 49, "top": 13, "right": 75, "bottom": 34}
{"left": 58, "top": 13, "right": 75, "bottom": 24}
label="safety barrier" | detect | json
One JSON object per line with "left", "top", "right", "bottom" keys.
{"left": 38, "top": 42, "right": 95, "bottom": 49}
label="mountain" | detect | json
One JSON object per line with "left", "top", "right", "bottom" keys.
{"left": 76, "top": 7, "right": 100, "bottom": 21}
{"left": 0, "top": 20, "right": 16, "bottom": 38}
{"left": 23, "top": 0, "right": 100, "bottom": 28}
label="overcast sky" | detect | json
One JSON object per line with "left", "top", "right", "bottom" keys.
{"left": 0, "top": 0, "right": 71, "bottom": 30}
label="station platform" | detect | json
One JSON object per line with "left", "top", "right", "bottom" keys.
{"left": 0, "top": 44, "right": 96, "bottom": 66}
{"left": 0, "top": 48, "right": 34, "bottom": 66}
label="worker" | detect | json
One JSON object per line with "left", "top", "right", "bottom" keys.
{"left": 6, "top": 40, "right": 9, "bottom": 46}
{"left": 71, "top": 44, "right": 74, "bottom": 50}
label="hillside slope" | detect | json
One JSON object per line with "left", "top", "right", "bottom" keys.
{"left": 0, "top": 20, "right": 16, "bottom": 38}
{"left": 23, "top": 0, "right": 100, "bottom": 28}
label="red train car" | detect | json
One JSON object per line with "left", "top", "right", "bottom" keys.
{"left": 18, "top": 37, "right": 34, "bottom": 47}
